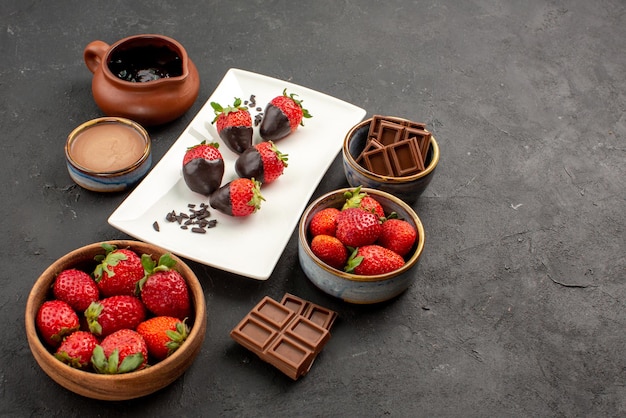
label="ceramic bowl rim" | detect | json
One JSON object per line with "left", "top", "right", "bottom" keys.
{"left": 65, "top": 117, "right": 151, "bottom": 177}
{"left": 299, "top": 187, "right": 425, "bottom": 283}
{"left": 101, "top": 34, "right": 191, "bottom": 86}
{"left": 342, "top": 116, "right": 440, "bottom": 183}
{"left": 24, "top": 240, "right": 206, "bottom": 397}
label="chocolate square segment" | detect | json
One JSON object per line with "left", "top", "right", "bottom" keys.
{"left": 254, "top": 296, "right": 294, "bottom": 329}
{"left": 377, "top": 121, "right": 404, "bottom": 146}
{"left": 362, "top": 148, "right": 395, "bottom": 177}
{"left": 387, "top": 137, "right": 424, "bottom": 176}
{"left": 403, "top": 127, "right": 431, "bottom": 162}
{"left": 368, "top": 115, "right": 386, "bottom": 139}
{"left": 231, "top": 316, "right": 278, "bottom": 352}
{"left": 281, "top": 294, "right": 307, "bottom": 316}
{"left": 355, "top": 139, "right": 383, "bottom": 165}
{"left": 286, "top": 316, "right": 330, "bottom": 351}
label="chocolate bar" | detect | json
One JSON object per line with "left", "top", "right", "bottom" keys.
{"left": 230, "top": 294, "right": 337, "bottom": 380}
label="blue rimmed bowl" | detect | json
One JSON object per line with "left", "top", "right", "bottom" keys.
{"left": 298, "top": 188, "right": 426, "bottom": 304}
{"left": 342, "top": 116, "right": 440, "bottom": 203}
{"left": 65, "top": 117, "right": 152, "bottom": 192}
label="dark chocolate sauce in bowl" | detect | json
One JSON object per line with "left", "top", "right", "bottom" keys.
{"left": 108, "top": 45, "right": 183, "bottom": 83}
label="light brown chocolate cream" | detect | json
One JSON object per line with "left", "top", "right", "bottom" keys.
{"left": 70, "top": 122, "right": 146, "bottom": 172}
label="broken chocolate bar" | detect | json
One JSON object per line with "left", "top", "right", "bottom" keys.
{"left": 230, "top": 294, "right": 337, "bottom": 380}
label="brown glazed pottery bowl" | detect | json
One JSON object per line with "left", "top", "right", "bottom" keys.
{"left": 84, "top": 34, "right": 200, "bottom": 126}
{"left": 342, "top": 116, "right": 440, "bottom": 203}
{"left": 298, "top": 188, "right": 425, "bottom": 304}
{"left": 25, "top": 240, "right": 207, "bottom": 400}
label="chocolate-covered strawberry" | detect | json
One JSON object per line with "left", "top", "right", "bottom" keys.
{"left": 211, "top": 98, "right": 253, "bottom": 154}
{"left": 259, "top": 89, "right": 312, "bottom": 141}
{"left": 182, "top": 141, "right": 224, "bottom": 196}
{"left": 234, "top": 141, "right": 288, "bottom": 184}
{"left": 209, "top": 178, "right": 264, "bottom": 217}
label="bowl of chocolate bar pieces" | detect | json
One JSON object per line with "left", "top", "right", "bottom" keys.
{"left": 342, "top": 115, "right": 440, "bottom": 202}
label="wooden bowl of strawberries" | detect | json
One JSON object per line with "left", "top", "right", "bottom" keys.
{"left": 25, "top": 240, "right": 207, "bottom": 400}
{"left": 298, "top": 187, "right": 425, "bottom": 304}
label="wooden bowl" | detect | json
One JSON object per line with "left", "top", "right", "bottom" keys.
{"left": 25, "top": 240, "right": 207, "bottom": 400}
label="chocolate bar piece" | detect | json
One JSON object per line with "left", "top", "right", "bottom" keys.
{"left": 403, "top": 127, "right": 431, "bottom": 163}
{"left": 376, "top": 121, "right": 404, "bottom": 146}
{"left": 362, "top": 148, "right": 395, "bottom": 177}
{"left": 230, "top": 294, "right": 337, "bottom": 380}
{"left": 355, "top": 138, "right": 383, "bottom": 165}
{"left": 387, "top": 137, "right": 424, "bottom": 176}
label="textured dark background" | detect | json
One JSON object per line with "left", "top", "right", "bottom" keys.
{"left": 2, "top": 0, "right": 625, "bottom": 416}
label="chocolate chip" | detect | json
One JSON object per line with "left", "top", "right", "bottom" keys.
{"left": 159, "top": 202, "right": 218, "bottom": 234}
{"left": 152, "top": 221, "right": 160, "bottom": 232}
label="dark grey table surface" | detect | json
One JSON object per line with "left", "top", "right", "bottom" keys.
{"left": 2, "top": 1, "right": 625, "bottom": 416}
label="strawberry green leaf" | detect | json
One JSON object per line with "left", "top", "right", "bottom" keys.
{"left": 118, "top": 353, "right": 145, "bottom": 373}
{"left": 342, "top": 186, "right": 366, "bottom": 210}
{"left": 344, "top": 247, "right": 364, "bottom": 273}
{"left": 91, "top": 345, "right": 119, "bottom": 374}
{"left": 85, "top": 302, "right": 104, "bottom": 335}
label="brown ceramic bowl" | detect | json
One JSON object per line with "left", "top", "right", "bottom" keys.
{"left": 25, "top": 240, "right": 207, "bottom": 401}
{"left": 342, "top": 116, "right": 440, "bottom": 202}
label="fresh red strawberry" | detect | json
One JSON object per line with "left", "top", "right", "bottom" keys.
{"left": 209, "top": 178, "right": 265, "bottom": 217}
{"left": 136, "top": 316, "right": 189, "bottom": 361}
{"left": 342, "top": 186, "right": 385, "bottom": 218}
{"left": 345, "top": 245, "right": 405, "bottom": 275}
{"left": 52, "top": 268, "right": 100, "bottom": 312}
{"left": 182, "top": 140, "right": 225, "bottom": 196}
{"left": 85, "top": 295, "right": 146, "bottom": 337}
{"left": 378, "top": 218, "right": 417, "bottom": 257}
{"left": 259, "top": 89, "right": 312, "bottom": 141}
{"left": 211, "top": 98, "right": 253, "bottom": 154}
{"left": 138, "top": 253, "right": 191, "bottom": 320}
{"left": 54, "top": 330, "right": 99, "bottom": 370}
{"left": 92, "top": 329, "right": 148, "bottom": 374}
{"left": 310, "top": 234, "right": 348, "bottom": 270}
{"left": 335, "top": 207, "right": 382, "bottom": 248}
{"left": 309, "top": 207, "right": 340, "bottom": 237}
{"left": 36, "top": 300, "right": 80, "bottom": 347}
{"left": 93, "top": 243, "right": 145, "bottom": 297}
{"left": 235, "top": 141, "right": 288, "bottom": 184}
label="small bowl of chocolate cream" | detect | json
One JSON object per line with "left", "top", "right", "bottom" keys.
{"left": 65, "top": 117, "right": 152, "bottom": 192}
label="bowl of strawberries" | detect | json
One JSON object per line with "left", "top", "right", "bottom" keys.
{"left": 25, "top": 240, "right": 207, "bottom": 400}
{"left": 298, "top": 187, "right": 426, "bottom": 304}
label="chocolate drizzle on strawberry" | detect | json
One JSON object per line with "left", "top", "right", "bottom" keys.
{"left": 209, "top": 186, "right": 233, "bottom": 216}
{"left": 219, "top": 125, "right": 253, "bottom": 154}
{"left": 182, "top": 158, "right": 224, "bottom": 196}
{"left": 234, "top": 147, "right": 265, "bottom": 182}
{"left": 259, "top": 104, "right": 291, "bottom": 141}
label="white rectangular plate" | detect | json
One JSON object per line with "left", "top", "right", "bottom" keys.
{"left": 108, "top": 68, "right": 366, "bottom": 280}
